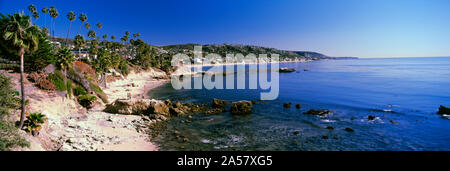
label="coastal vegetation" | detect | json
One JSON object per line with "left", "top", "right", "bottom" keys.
{"left": 0, "top": 74, "right": 29, "bottom": 150}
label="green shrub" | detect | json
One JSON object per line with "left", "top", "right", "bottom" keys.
{"left": 0, "top": 74, "right": 29, "bottom": 150}
{"left": 48, "top": 70, "right": 66, "bottom": 91}
{"left": 78, "top": 95, "right": 97, "bottom": 109}
{"left": 66, "top": 80, "right": 72, "bottom": 98}
{"left": 0, "top": 120, "right": 30, "bottom": 150}
{"left": 24, "top": 112, "right": 46, "bottom": 136}
{"left": 73, "top": 85, "right": 87, "bottom": 96}
{"left": 119, "top": 62, "right": 129, "bottom": 76}
{"left": 89, "top": 81, "right": 108, "bottom": 103}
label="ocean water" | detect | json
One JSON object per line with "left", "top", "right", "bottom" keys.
{"left": 147, "top": 57, "right": 450, "bottom": 151}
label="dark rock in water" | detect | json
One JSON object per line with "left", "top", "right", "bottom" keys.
{"left": 326, "top": 126, "right": 334, "bottom": 130}
{"left": 169, "top": 106, "right": 185, "bottom": 117}
{"left": 345, "top": 128, "right": 355, "bottom": 132}
{"left": 295, "top": 104, "right": 301, "bottom": 109}
{"left": 322, "top": 136, "right": 329, "bottom": 139}
{"left": 279, "top": 67, "right": 296, "bottom": 73}
{"left": 293, "top": 130, "right": 300, "bottom": 135}
{"left": 305, "top": 109, "right": 331, "bottom": 116}
{"left": 368, "top": 115, "right": 376, "bottom": 121}
{"left": 212, "top": 98, "right": 229, "bottom": 109}
{"left": 437, "top": 105, "right": 450, "bottom": 115}
{"left": 173, "top": 130, "right": 180, "bottom": 135}
{"left": 230, "top": 100, "right": 253, "bottom": 115}
{"left": 283, "top": 102, "right": 292, "bottom": 108}
{"left": 389, "top": 120, "right": 398, "bottom": 124}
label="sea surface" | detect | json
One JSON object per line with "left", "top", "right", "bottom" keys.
{"left": 147, "top": 57, "right": 450, "bottom": 151}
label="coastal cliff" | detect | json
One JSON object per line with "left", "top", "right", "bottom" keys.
{"left": 2, "top": 68, "right": 168, "bottom": 151}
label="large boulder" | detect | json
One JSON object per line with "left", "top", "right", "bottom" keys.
{"left": 148, "top": 100, "right": 170, "bottom": 116}
{"left": 438, "top": 105, "right": 450, "bottom": 115}
{"left": 279, "top": 67, "right": 295, "bottom": 73}
{"left": 230, "top": 100, "right": 253, "bottom": 115}
{"left": 103, "top": 99, "right": 152, "bottom": 115}
{"left": 212, "top": 98, "right": 229, "bottom": 109}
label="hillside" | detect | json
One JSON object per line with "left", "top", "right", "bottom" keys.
{"left": 160, "top": 44, "right": 336, "bottom": 60}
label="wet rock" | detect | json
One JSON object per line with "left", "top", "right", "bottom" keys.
{"left": 293, "top": 130, "right": 300, "bottom": 135}
{"left": 437, "top": 105, "right": 450, "bottom": 115}
{"left": 283, "top": 103, "right": 292, "bottom": 108}
{"left": 230, "top": 100, "right": 253, "bottom": 115}
{"left": 279, "top": 67, "right": 296, "bottom": 73}
{"left": 295, "top": 104, "right": 301, "bottom": 109}
{"left": 368, "top": 115, "right": 376, "bottom": 121}
{"left": 206, "top": 108, "right": 226, "bottom": 114}
{"left": 305, "top": 109, "right": 331, "bottom": 116}
{"left": 326, "top": 126, "right": 334, "bottom": 130}
{"left": 174, "top": 101, "right": 183, "bottom": 108}
{"left": 212, "top": 98, "right": 229, "bottom": 109}
{"left": 322, "top": 136, "right": 329, "bottom": 139}
{"left": 345, "top": 128, "right": 355, "bottom": 132}
{"left": 169, "top": 106, "right": 185, "bottom": 117}
{"left": 148, "top": 100, "right": 170, "bottom": 116}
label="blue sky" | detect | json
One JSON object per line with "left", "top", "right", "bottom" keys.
{"left": 1, "top": 0, "right": 450, "bottom": 58}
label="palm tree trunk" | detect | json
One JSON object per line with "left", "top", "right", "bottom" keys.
{"left": 44, "top": 15, "right": 46, "bottom": 29}
{"left": 50, "top": 18, "right": 53, "bottom": 40}
{"left": 78, "top": 22, "right": 83, "bottom": 35}
{"left": 66, "top": 22, "right": 72, "bottom": 46}
{"left": 52, "top": 19, "right": 55, "bottom": 40}
{"left": 103, "top": 72, "right": 107, "bottom": 88}
{"left": 18, "top": 48, "right": 26, "bottom": 129}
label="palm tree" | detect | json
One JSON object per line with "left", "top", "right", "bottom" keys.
{"left": 74, "top": 34, "right": 86, "bottom": 57}
{"left": 32, "top": 12, "right": 39, "bottom": 25}
{"left": 56, "top": 48, "right": 75, "bottom": 75}
{"left": 121, "top": 31, "right": 130, "bottom": 55}
{"left": 27, "top": 4, "right": 36, "bottom": 24}
{"left": 49, "top": 6, "right": 59, "bottom": 40}
{"left": 85, "top": 22, "right": 91, "bottom": 31}
{"left": 133, "top": 33, "right": 140, "bottom": 39}
{"left": 96, "top": 22, "right": 102, "bottom": 31}
{"left": 77, "top": 13, "right": 87, "bottom": 35}
{"left": 0, "top": 13, "right": 40, "bottom": 129}
{"left": 121, "top": 31, "right": 129, "bottom": 43}
{"left": 111, "top": 35, "right": 115, "bottom": 41}
{"left": 96, "top": 48, "right": 112, "bottom": 88}
{"left": 41, "top": 7, "right": 48, "bottom": 29}
{"left": 66, "top": 11, "right": 76, "bottom": 45}
{"left": 88, "top": 30, "right": 96, "bottom": 40}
